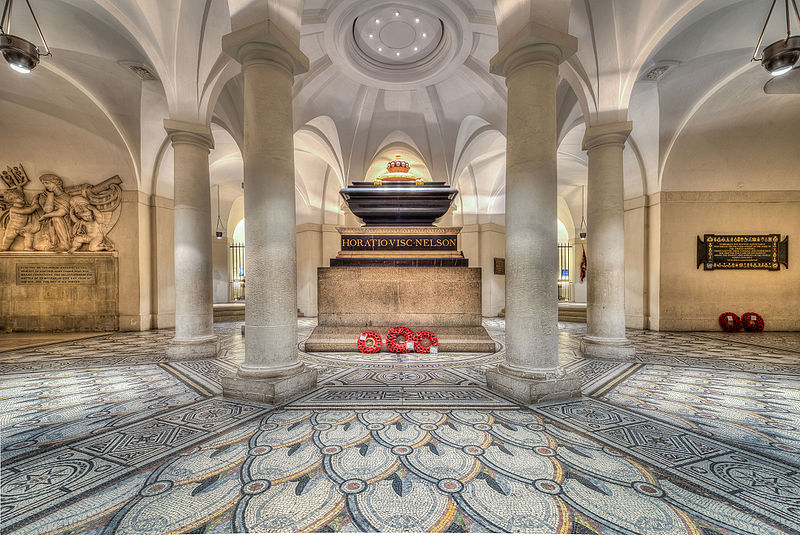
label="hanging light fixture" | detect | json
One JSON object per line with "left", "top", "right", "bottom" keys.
{"left": 578, "top": 185, "right": 587, "bottom": 240}
{"left": 0, "top": 0, "right": 51, "bottom": 74}
{"left": 214, "top": 185, "right": 225, "bottom": 239}
{"left": 752, "top": 0, "right": 800, "bottom": 76}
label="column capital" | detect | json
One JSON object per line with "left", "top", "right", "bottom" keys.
{"left": 582, "top": 121, "right": 633, "bottom": 152}
{"left": 163, "top": 119, "right": 214, "bottom": 151}
{"left": 490, "top": 21, "right": 577, "bottom": 78}
{"left": 222, "top": 19, "right": 309, "bottom": 76}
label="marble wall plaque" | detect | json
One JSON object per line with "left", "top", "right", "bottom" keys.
{"left": 16, "top": 264, "right": 96, "bottom": 284}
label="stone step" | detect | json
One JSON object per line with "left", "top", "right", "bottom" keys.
{"left": 213, "top": 303, "right": 244, "bottom": 322}
{"left": 558, "top": 304, "right": 587, "bottom": 323}
{"left": 214, "top": 305, "right": 304, "bottom": 323}
{"left": 304, "top": 325, "right": 497, "bottom": 353}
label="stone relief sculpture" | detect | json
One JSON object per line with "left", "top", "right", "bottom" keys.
{"left": 0, "top": 164, "right": 123, "bottom": 252}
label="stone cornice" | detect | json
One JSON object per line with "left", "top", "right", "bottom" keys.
{"left": 582, "top": 121, "right": 633, "bottom": 152}
{"left": 223, "top": 20, "right": 309, "bottom": 76}
{"left": 627, "top": 190, "right": 800, "bottom": 209}
{"left": 163, "top": 119, "right": 214, "bottom": 151}
{"left": 297, "top": 223, "right": 322, "bottom": 233}
{"left": 659, "top": 190, "right": 800, "bottom": 203}
{"left": 490, "top": 21, "right": 577, "bottom": 78}
{"left": 336, "top": 226, "right": 463, "bottom": 235}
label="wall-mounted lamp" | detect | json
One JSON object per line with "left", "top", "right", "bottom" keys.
{"left": 578, "top": 185, "right": 587, "bottom": 240}
{"left": 752, "top": 0, "right": 800, "bottom": 76}
{"left": 0, "top": 0, "right": 52, "bottom": 74}
{"left": 214, "top": 184, "right": 225, "bottom": 240}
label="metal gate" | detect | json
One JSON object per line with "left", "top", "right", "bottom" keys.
{"left": 557, "top": 242, "right": 573, "bottom": 301}
{"left": 230, "top": 243, "right": 245, "bottom": 301}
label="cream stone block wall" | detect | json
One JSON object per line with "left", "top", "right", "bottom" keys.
{"left": 646, "top": 199, "right": 662, "bottom": 330}
{"left": 297, "top": 224, "right": 323, "bottom": 316}
{"left": 151, "top": 196, "right": 175, "bottom": 328}
{"left": 460, "top": 223, "right": 505, "bottom": 317}
{"left": 624, "top": 197, "right": 647, "bottom": 329}
{"left": 0, "top": 252, "right": 118, "bottom": 332}
{"left": 655, "top": 191, "right": 799, "bottom": 331}
{"left": 322, "top": 225, "right": 340, "bottom": 268}
{"left": 212, "top": 236, "right": 230, "bottom": 304}
{"left": 110, "top": 191, "right": 152, "bottom": 331}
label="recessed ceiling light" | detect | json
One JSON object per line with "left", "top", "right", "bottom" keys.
{"left": 396, "top": 52, "right": 400, "bottom": 56}
{"left": 375, "top": 18, "right": 380, "bottom": 23}
{"left": 369, "top": 34, "right": 373, "bottom": 38}
{"left": 422, "top": 33, "right": 427, "bottom": 38}
{"left": 414, "top": 47, "right": 418, "bottom": 51}
{"left": 415, "top": 18, "right": 419, "bottom": 23}
{"left": 378, "top": 47, "right": 383, "bottom": 52}
{"left": 394, "top": 12, "right": 399, "bottom": 16}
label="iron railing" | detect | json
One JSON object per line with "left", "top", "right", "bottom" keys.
{"left": 558, "top": 242, "right": 573, "bottom": 301}
{"left": 230, "top": 243, "right": 245, "bottom": 301}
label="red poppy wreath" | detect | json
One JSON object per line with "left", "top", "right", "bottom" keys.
{"left": 357, "top": 331, "right": 382, "bottom": 354}
{"left": 386, "top": 326, "right": 415, "bottom": 353}
{"left": 413, "top": 331, "right": 439, "bottom": 354}
{"left": 718, "top": 312, "right": 743, "bottom": 332}
{"left": 741, "top": 312, "right": 765, "bottom": 333}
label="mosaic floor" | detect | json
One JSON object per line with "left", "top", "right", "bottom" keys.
{"left": 1, "top": 321, "right": 799, "bottom": 534}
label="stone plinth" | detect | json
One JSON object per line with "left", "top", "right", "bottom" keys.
{"left": 304, "top": 267, "right": 495, "bottom": 352}
{"left": 0, "top": 252, "right": 119, "bottom": 332}
{"left": 221, "top": 368, "right": 318, "bottom": 405}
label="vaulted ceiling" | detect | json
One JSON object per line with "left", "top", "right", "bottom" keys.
{"left": 1, "top": 0, "right": 797, "bottom": 230}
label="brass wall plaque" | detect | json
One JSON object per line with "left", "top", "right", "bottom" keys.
{"left": 697, "top": 234, "right": 788, "bottom": 270}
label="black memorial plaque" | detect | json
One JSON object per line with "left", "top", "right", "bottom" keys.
{"left": 341, "top": 235, "right": 458, "bottom": 252}
{"left": 494, "top": 257, "right": 505, "bottom": 275}
{"left": 696, "top": 234, "right": 789, "bottom": 271}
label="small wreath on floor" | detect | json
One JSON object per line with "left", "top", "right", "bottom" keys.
{"left": 413, "top": 331, "right": 439, "bottom": 354}
{"left": 742, "top": 312, "right": 765, "bottom": 333}
{"left": 386, "top": 326, "right": 415, "bottom": 353}
{"left": 357, "top": 331, "right": 383, "bottom": 353}
{"left": 718, "top": 312, "right": 743, "bottom": 332}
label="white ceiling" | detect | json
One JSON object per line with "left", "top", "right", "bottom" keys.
{"left": 1, "top": 0, "right": 797, "bottom": 230}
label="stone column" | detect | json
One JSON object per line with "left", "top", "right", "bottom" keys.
{"left": 486, "top": 23, "right": 581, "bottom": 403}
{"left": 220, "top": 21, "right": 317, "bottom": 403}
{"left": 581, "top": 122, "right": 635, "bottom": 358}
{"left": 164, "top": 119, "right": 218, "bottom": 360}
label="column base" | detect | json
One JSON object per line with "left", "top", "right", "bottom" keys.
{"left": 580, "top": 336, "right": 635, "bottom": 359}
{"left": 222, "top": 367, "right": 318, "bottom": 405}
{"left": 486, "top": 367, "right": 581, "bottom": 405}
{"left": 166, "top": 336, "right": 219, "bottom": 361}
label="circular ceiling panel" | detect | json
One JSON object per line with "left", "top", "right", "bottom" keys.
{"left": 353, "top": 6, "right": 443, "bottom": 66}
{"left": 324, "top": 0, "right": 472, "bottom": 89}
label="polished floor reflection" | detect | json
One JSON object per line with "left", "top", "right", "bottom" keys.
{"left": 1, "top": 321, "right": 799, "bottom": 534}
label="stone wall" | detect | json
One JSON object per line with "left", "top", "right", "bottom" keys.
{"left": 640, "top": 191, "right": 799, "bottom": 331}
{"left": 316, "top": 266, "right": 482, "bottom": 327}
{"left": 0, "top": 252, "right": 119, "bottom": 331}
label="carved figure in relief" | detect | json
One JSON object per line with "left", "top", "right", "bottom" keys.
{"left": 37, "top": 174, "right": 73, "bottom": 251}
{"left": 0, "top": 164, "right": 123, "bottom": 253}
{"left": 68, "top": 196, "right": 110, "bottom": 252}
{"left": 0, "top": 187, "right": 39, "bottom": 251}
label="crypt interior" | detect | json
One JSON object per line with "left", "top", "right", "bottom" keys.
{"left": 1, "top": 0, "right": 799, "bottom": 533}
